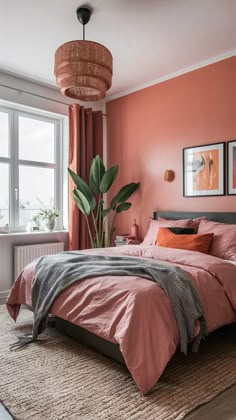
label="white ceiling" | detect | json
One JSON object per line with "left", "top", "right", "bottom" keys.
{"left": 0, "top": 0, "right": 235, "bottom": 99}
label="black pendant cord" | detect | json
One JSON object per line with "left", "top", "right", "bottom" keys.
{"left": 77, "top": 6, "right": 91, "bottom": 41}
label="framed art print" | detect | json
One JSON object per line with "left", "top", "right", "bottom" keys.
{"left": 227, "top": 140, "right": 236, "bottom": 195}
{"left": 183, "top": 142, "right": 225, "bottom": 197}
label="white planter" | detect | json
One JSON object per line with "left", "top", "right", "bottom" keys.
{"left": 44, "top": 219, "right": 56, "bottom": 232}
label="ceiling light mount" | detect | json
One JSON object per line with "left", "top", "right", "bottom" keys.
{"left": 76, "top": 7, "right": 91, "bottom": 26}
{"left": 76, "top": 7, "right": 92, "bottom": 39}
{"left": 54, "top": 5, "right": 113, "bottom": 102}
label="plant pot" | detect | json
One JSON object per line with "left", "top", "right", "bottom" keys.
{"left": 44, "top": 219, "right": 56, "bottom": 232}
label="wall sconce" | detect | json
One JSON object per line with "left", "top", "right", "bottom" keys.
{"left": 164, "top": 170, "right": 175, "bottom": 182}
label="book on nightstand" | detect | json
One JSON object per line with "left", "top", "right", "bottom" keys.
{"left": 114, "top": 235, "right": 141, "bottom": 246}
{"left": 114, "top": 235, "right": 129, "bottom": 246}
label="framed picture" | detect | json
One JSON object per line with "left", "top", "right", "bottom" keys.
{"left": 183, "top": 142, "right": 225, "bottom": 197}
{"left": 227, "top": 140, "right": 236, "bottom": 195}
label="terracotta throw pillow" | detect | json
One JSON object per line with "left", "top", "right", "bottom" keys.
{"left": 156, "top": 227, "right": 214, "bottom": 254}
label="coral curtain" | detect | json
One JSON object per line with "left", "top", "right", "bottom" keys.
{"left": 68, "top": 104, "right": 103, "bottom": 250}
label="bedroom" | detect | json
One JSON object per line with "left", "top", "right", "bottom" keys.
{"left": 0, "top": 0, "right": 236, "bottom": 419}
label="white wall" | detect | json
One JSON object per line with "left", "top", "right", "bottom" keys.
{"left": 0, "top": 70, "right": 106, "bottom": 114}
{"left": 0, "top": 71, "right": 106, "bottom": 302}
{"left": 0, "top": 231, "right": 69, "bottom": 304}
{"left": 0, "top": 70, "right": 107, "bottom": 159}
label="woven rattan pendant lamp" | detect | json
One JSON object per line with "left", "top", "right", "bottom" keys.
{"left": 54, "top": 6, "right": 113, "bottom": 101}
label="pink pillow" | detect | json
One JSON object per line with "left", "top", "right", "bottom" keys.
{"left": 198, "top": 219, "right": 236, "bottom": 261}
{"left": 142, "top": 219, "right": 158, "bottom": 245}
{"left": 192, "top": 216, "right": 207, "bottom": 232}
{"left": 142, "top": 218, "right": 195, "bottom": 245}
{"left": 158, "top": 216, "right": 206, "bottom": 233}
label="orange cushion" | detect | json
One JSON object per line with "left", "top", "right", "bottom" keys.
{"left": 156, "top": 227, "right": 214, "bottom": 254}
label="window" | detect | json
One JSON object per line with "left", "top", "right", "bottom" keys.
{"left": 0, "top": 106, "right": 64, "bottom": 231}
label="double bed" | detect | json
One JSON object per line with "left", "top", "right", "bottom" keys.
{"left": 6, "top": 211, "right": 236, "bottom": 394}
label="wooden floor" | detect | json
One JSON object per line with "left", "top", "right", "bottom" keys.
{"left": 0, "top": 403, "right": 13, "bottom": 419}
{"left": 1, "top": 386, "right": 236, "bottom": 419}
{"left": 185, "top": 385, "right": 236, "bottom": 419}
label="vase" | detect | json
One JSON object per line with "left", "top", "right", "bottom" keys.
{"left": 44, "top": 219, "right": 56, "bottom": 232}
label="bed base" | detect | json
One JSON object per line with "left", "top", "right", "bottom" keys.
{"left": 55, "top": 317, "right": 125, "bottom": 365}
{"left": 23, "top": 305, "right": 125, "bottom": 364}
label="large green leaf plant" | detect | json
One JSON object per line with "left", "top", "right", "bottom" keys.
{"left": 68, "top": 155, "right": 140, "bottom": 248}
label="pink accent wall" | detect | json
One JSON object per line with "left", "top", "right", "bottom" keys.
{"left": 107, "top": 57, "right": 236, "bottom": 239}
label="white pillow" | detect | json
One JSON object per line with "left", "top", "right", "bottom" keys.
{"left": 225, "top": 260, "right": 236, "bottom": 266}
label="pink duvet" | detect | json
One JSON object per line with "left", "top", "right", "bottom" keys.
{"left": 6, "top": 245, "right": 236, "bottom": 394}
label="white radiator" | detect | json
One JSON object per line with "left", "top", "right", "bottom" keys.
{"left": 14, "top": 242, "right": 64, "bottom": 278}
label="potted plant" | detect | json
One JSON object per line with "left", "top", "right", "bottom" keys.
{"left": 68, "top": 155, "right": 140, "bottom": 248}
{"left": 38, "top": 207, "right": 60, "bottom": 232}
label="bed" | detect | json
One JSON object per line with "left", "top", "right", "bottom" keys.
{"left": 6, "top": 211, "right": 236, "bottom": 394}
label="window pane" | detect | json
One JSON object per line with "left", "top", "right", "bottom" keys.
{"left": 19, "top": 116, "right": 55, "bottom": 163}
{"left": 0, "top": 111, "right": 9, "bottom": 157}
{"left": 19, "top": 166, "right": 55, "bottom": 226}
{"left": 0, "top": 163, "right": 9, "bottom": 226}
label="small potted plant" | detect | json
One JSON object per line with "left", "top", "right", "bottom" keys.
{"left": 38, "top": 207, "right": 60, "bottom": 232}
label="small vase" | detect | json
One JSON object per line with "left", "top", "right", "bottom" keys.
{"left": 44, "top": 219, "right": 56, "bottom": 232}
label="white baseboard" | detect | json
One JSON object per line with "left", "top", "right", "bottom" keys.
{"left": 0, "top": 290, "right": 9, "bottom": 305}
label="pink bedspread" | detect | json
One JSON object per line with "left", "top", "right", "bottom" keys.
{"left": 6, "top": 245, "right": 236, "bottom": 394}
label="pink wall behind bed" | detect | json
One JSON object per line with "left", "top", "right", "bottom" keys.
{"left": 106, "top": 57, "right": 236, "bottom": 239}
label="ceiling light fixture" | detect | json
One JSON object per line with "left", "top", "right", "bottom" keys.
{"left": 54, "top": 6, "right": 113, "bottom": 101}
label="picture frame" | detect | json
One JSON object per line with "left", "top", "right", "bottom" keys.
{"left": 183, "top": 142, "right": 225, "bottom": 197}
{"left": 227, "top": 140, "right": 236, "bottom": 195}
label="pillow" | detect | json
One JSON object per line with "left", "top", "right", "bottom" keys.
{"left": 167, "top": 227, "right": 194, "bottom": 235}
{"left": 192, "top": 216, "right": 207, "bottom": 232}
{"left": 156, "top": 227, "right": 214, "bottom": 254}
{"left": 158, "top": 216, "right": 206, "bottom": 233}
{"left": 142, "top": 218, "right": 195, "bottom": 245}
{"left": 225, "top": 260, "right": 236, "bottom": 266}
{"left": 142, "top": 218, "right": 159, "bottom": 245}
{"left": 198, "top": 219, "right": 236, "bottom": 261}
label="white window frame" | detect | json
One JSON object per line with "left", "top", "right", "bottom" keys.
{"left": 0, "top": 104, "right": 64, "bottom": 232}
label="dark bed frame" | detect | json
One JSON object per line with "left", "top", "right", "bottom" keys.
{"left": 153, "top": 211, "right": 236, "bottom": 224}
{"left": 55, "top": 211, "right": 236, "bottom": 365}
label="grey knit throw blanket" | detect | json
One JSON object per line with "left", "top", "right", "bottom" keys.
{"left": 11, "top": 252, "right": 208, "bottom": 354}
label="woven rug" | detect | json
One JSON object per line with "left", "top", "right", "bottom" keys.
{"left": 0, "top": 307, "right": 235, "bottom": 420}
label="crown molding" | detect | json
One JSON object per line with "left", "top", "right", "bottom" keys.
{"left": 106, "top": 49, "right": 236, "bottom": 102}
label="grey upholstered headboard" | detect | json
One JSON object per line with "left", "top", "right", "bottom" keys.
{"left": 153, "top": 211, "right": 236, "bottom": 224}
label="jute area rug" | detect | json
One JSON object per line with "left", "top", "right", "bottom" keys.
{"left": 0, "top": 306, "right": 235, "bottom": 420}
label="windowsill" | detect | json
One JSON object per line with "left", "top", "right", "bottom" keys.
{"left": 0, "top": 229, "right": 69, "bottom": 237}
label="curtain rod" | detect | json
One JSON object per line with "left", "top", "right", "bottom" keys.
{"left": 0, "top": 83, "right": 107, "bottom": 116}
